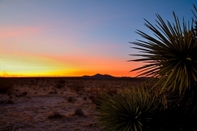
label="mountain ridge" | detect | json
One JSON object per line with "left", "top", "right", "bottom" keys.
{"left": 82, "top": 73, "right": 114, "bottom": 79}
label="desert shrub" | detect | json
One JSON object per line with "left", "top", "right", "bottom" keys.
{"left": 48, "top": 91, "right": 57, "bottom": 94}
{"left": 0, "top": 99, "right": 14, "bottom": 105}
{"left": 105, "top": 88, "right": 117, "bottom": 96}
{"left": 155, "top": 108, "right": 197, "bottom": 131}
{"left": 48, "top": 111, "right": 64, "bottom": 119}
{"left": 83, "top": 96, "right": 87, "bottom": 100}
{"left": 67, "top": 96, "right": 76, "bottom": 103}
{"left": 70, "top": 80, "right": 84, "bottom": 93}
{"left": 153, "top": 89, "right": 197, "bottom": 131}
{"left": 55, "top": 79, "right": 65, "bottom": 89}
{"left": 74, "top": 108, "right": 85, "bottom": 116}
{"left": 21, "top": 91, "right": 27, "bottom": 96}
{"left": 97, "top": 86, "right": 160, "bottom": 131}
{"left": 0, "top": 78, "right": 14, "bottom": 94}
{"left": 0, "top": 123, "right": 20, "bottom": 131}
{"left": 88, "top": 95, "right": 95, "bottom": 103}
{"left": 88, "top": 94, "right": 103, "bottom": 107}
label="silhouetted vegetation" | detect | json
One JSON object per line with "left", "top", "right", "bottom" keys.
{"left": 97, "top": 4, "right": 197, "bottom": 131}
{"left": 97, "top": 86, "right": 160, "bottom": 131}
{"left": 55, "top": 79, "right": 65, "bottom": 89}
{"left": 0, "top": 78, "right": 14, "bottom": 94}
{"left": 48, "top": 111, "right": 65, "bottom": 119}
{"left": 74, "top": 108, "right": 85, "bottom": 116}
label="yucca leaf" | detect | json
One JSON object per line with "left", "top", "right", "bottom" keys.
{"left": 130, "top": 6, "right": 197, "bottom": 96}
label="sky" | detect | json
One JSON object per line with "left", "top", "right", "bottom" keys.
{"left": 0, "top": 0, "right": 197, "bottom": 77}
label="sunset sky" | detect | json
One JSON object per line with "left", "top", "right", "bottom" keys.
{"left": 0, "top": 0, "right": 196, "bottom": 77}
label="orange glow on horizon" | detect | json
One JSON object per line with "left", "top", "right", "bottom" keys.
{"left": 0, "top": 62, "right": 140, "bottom": 77}
{"left": 0, "top": 50, "right": 142, "bottom": 78}
{"left": 0, "top": 70, "right": 138, "bottom": 77}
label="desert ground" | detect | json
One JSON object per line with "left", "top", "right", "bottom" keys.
{"left": 0, "top": 77, "right": 145, "bottom": 131}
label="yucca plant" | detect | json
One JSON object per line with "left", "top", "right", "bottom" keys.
{"left": 129, "top": 4, "right": 197, "bottom": 113}
{"left": 97, "top": 86, "right": 160, "bottom": 131}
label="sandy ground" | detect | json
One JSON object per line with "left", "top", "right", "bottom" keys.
{"left": 0, "top": 78, "right": 143, "bottom": 131}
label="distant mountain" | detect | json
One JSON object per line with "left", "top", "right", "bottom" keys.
{"left": 82, "top": 73, "right": 114, "bottom": 79}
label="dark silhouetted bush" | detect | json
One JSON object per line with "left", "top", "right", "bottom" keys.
{"left": 0, "top": 78, "right": 14, "bottom": 94}
{"left": 74, "top": 108, "right": 85, "bottom": 116}
{"left": 48, "top": 111, "right": 64, "bottom": 119}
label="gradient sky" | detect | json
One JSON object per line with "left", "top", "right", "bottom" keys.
{"left": 0, "top": 0, "right": 196, "bottom": 77}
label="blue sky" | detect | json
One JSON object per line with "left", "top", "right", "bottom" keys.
{"left": 0, "top": 0, "right": 196, "bottom": 77}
